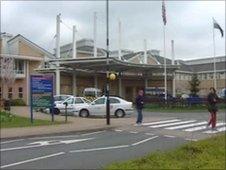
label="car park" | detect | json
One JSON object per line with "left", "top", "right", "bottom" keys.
{"left": 76, "top": 96, "right": 134, "bottom": 118}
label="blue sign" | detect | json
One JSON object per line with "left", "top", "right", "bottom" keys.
{"left": 30, "top": 74, "right": 54, "bottom": 123}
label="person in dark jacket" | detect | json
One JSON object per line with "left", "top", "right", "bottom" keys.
{"left": 135, "top": 90, "right": 144, "bottom": 125}
{"left": 207, "top": 87, "right": 219, "bottom": 130}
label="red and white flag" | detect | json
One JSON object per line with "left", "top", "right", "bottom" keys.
{"left": 162, "top": 0, "right": 167, "bottom": 25}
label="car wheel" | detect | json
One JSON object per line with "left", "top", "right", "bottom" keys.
{"left": 53, "top": 108, "right": 60, "bottom": 115}
{"left": 115, "top": 109, "right": 125, "bottom": 118}
{"left": 79, "top": 109, "right": 89, "bottom": 117}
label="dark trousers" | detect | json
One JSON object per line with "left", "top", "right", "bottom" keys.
{"left": 208, "top": 112, "right": 217, "bottom": 128}
{"left": 136, "top": 109, "right": 143, "bottom": 124}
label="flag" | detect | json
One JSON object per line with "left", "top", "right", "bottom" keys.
{"left": 213, "top": 18, "right": 224, "bottom": 37}
{"left": 162, "top": 0, "right": 167, "bottom": 25}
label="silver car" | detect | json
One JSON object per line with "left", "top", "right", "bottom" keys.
{"left": 76, "top": 96, "right": 134, "bottom": 118}
{"left": 54, "top": 97, "right": 91, "bottom": 115}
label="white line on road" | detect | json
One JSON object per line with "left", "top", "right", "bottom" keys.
{"left": 184, "top": 122, "right": 226, "bottom": 132}
{"left": 131, "top": 136, "right": 158, "bottom": 146}
{"left": 165, "top": 121, "right": 207, "bottom": 130}
{"left": 80, "top": 130, "right": 106, "bottom": 136}
{"left": 145, "top": 133, "right": 155, "bottom": 136}
{"left": 1, "top": 138, "right": 94, "bottom": 152}
{"left": 150, "top": 120, "right": 196, "bottom": 128}
{"left": 70, "top": 145, "right": 129, "bottom": 153}
{"left": 142, "top": 119, "right": 180, "bottom": 126}
{"left": 1, "top": 139, "right": 25, "bottom": 144}
{"left": 129, "top": 131, "right": 138, "bottom": 134}
{"left": 114, "top": 129, "right": 123, "bottom": 132}
{"left": 164, "top": 135, "right": 176, "bottom": 138}
{"left": 185, "top": 138, "right": 198, "bottom": 141}
{"left": 203, "top": 126, "right": 226, "bottom": 134}
{"left": 0, "top": 152, "right": 65, "bottom": 169}
{"left": 29, "top": 130, "right": 105, "bottom": 140}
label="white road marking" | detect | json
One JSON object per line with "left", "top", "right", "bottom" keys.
{"left": 203, "top": 126, "right": 226, "bottom": 134}
{"left": 129, "top": 131, "right": 138, "bottom": 134}
{"left": 145, "top": 133, "right": 155, "bottom": 136}
{"left": 150, "top": 120, "right": 196, "bottom": 128}
{"left": 1, "top": 139, "right": 24, "bottom": 144}
{"left": 0, "top": 152, "right": 65, "bottom": 169}
{"left": 131, "top": 136, "right": 158, "bottom": 146}
{"left": 165, "top": 121, "right": 207, "bottom": 130}
{"left": 164, "top": 135, "right": 176, "bottom": 138}
{"left": 142, "top": 119, "right": 180, "bottom": 126}
{"left": 115, "top": 129, "right": 123, "bottom": 132}
{"left": 1, "top": 138, "right": 94, "bottom": 152}
{"left": 80, "top": 130, "right": 106, "bottom": 136}
{"left": 70, "top": 136, "right": 159, "bottom": 153}
{"left": 70, "top": 145, "right": 129, "bottom": 153}
{"left": 185, "top": 138, "right": 198, "bottom": 141}
{"left": 29, "top": 130, "right": 105, "bottom": 140}
{"left": 184, "top": 122, "right": 226, "bottom": 132}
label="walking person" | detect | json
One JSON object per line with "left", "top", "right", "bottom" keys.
{"left": 135, "top": 89, "right": 144, "bottom": 126}
{"left": 207, "top": 87, "right": 219, "bottom": 130}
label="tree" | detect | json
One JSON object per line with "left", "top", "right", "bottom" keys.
{"left": 189, "top": 74, "right": 200, "bottom": 97}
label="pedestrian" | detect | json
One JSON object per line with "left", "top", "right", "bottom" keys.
{"left": 206, "top": 87, "right": 219, "bottom": 130}
{"left": 135, "top": 89, "right": 144, "bottom": 126}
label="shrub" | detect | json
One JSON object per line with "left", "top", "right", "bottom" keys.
{"left": 11, "top": 99, "right": 26, "bottom": 106}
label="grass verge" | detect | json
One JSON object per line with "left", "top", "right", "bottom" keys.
{"left": 106, "top": 133, "right": 226, "bottom": 170}
{"left": 0, "top": 111, "right": 65, "bottom": 128}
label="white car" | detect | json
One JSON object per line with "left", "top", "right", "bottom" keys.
{"left": 54, "top": 95, "right": 73, "bottom": 105}
{"left": 75, "top": 96, "right": 134, "bottom": 118}
{"left": 53, "top": 97, "right": 91, "bottom": 115}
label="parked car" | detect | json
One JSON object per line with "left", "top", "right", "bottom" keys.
{"left": 48, "top": 96, "right": 91, "bottom": 115}
{"left": 75, "top": 96, "right": 134, "bottom": 118}
{"left": 54, "top": 95, "right": 73, "bottom": 104}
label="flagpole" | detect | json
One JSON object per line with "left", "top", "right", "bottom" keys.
{"left": 163, "top": 24, "right": 167, "bottom": 101}
{"left": 212, "top": 18, "right": 217, "bottom": 89}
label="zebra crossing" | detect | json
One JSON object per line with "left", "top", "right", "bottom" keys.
{"left": 142, "top": 119, "right": 226, "bottom": 134}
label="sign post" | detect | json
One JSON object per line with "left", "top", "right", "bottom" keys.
{"left": 30, "top": 74, "right": 54, "bottom": 123}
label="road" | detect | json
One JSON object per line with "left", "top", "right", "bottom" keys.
{"left": 1, "top": 111, "right": 225, "bottom": 169}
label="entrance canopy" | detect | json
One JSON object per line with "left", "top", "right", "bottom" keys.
{"left": 48, "top": 57, "right": 179, "bottom": 74}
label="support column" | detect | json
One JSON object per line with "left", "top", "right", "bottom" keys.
{"left": 26, "top": 60, "right": 30, "bottom": 105}
{"left": 119, "top": 77, "right": 122, "bottom": 97}
{"left": 145, "top": 78, "right": 148, "bottom": 90}
{"left": 72, "top": 72, "right": 77, "bottom": 96}
{"left": 55, "top": 14, "right": 61, "bottom": 95}
{"left": 94, "top": 75, "right": 98, "bottom": 89}
{"left": 144, "top": 39, "right": 147, "bottom": 64}
{"left": 72, "top": 25, "right": 77, "bottom": 59}
{"left": 94, "top": 12, "right": 97, "bottom": 58}
{"left": 171, "top": 40, "right": 176, "bottom": 97}
{"left": 118, "top": 19, "right": 122, "bottom": 60}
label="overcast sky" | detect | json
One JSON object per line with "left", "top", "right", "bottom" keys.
{"left": 1, "top": 1, "right": 225, "bottom": 60}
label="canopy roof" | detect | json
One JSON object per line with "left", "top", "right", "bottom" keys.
{"left": 48, "top": 57, "right": 179, "bottom": 74}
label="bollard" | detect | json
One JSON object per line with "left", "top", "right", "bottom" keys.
{"left": 64, "top": 102, "right": 68, "bottom": 122}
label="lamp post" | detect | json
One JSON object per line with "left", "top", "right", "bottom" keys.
{"left": 106, "top": 0, "right": 110, "bottom": 125}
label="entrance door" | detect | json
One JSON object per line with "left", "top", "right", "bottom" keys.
{"left": 125, "top": 87, "right": 133, "bottom": 101}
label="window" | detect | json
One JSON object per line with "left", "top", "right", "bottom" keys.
{"left": 75, "top": 98, "right": 84, "bottom": 104}
{"left": 65, "top": 98, "right": 74, "bottom": 104}
{"left": 94, "top": 98, "right": 105, "bottom": 105}
{"left": 14, "top": 60, "right": 25, "bottom": 74}
{"left": 18, "top": 87, "right": 23, "bottom": 98}
{"left": 110, "top": 98, "right": 120, "bottom": 104}
{"left": 8, "top": 87, "right": 12, "bottom": 99}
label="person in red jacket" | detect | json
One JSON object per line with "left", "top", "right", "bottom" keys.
{"left": 207, "top": 87, "right": 219, "bottom": 130}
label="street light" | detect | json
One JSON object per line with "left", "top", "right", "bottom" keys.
{"left": 106, "top": 0, "right": 110, "bottom": 125}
